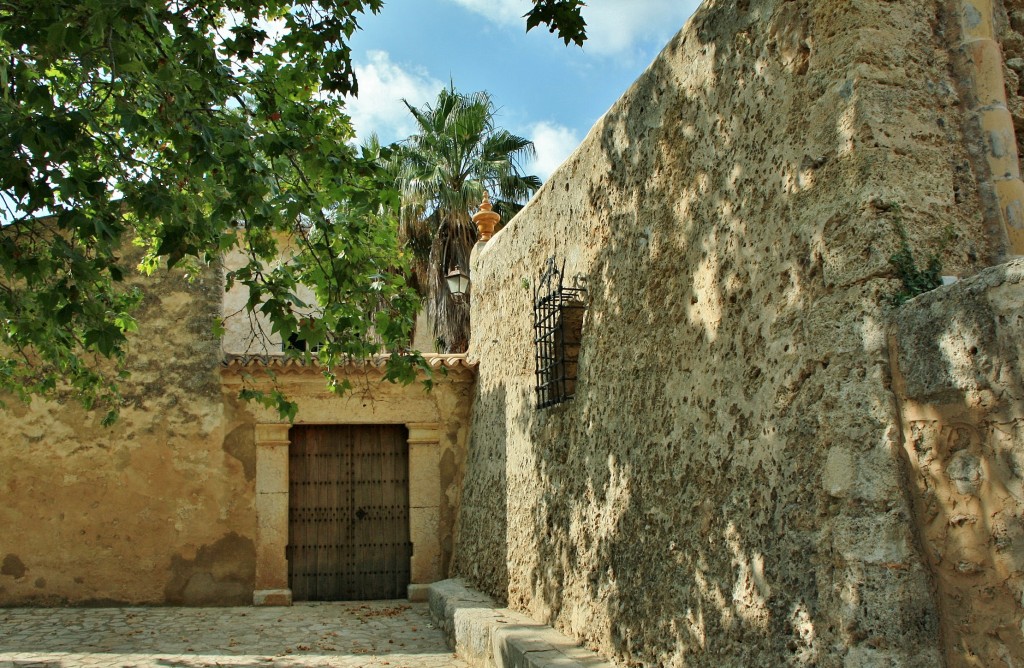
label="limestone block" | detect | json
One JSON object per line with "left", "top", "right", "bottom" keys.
{"left": 832, "top": 515, "right": 913, "bottom": 565}
{"left": 409, "top": 443, "right": 442, "bottom": 508}
{"left": 407, "top": 583, "right": 431, "bottom": 602}
{"left": 254, "top": 446, "right": 288, "bottom": 494}
{"left": 255, "top": 492, "right": 288, "bottom": 530}
{"left": 254, "top": 423, "right": 290, "bottom": 446}
{"left": 407, "top": 423, "right": 442, "bottom": 445}
{"left": 252, "top": 588, "right": 292, "bottom": 606}
{"left": 411, "top": 506, "right": 441, "bottom": 545}
{"left": 254, "top": 539, "right": 288, "bottom": 590}
{"left": 844, "top": 646, "right": 941, "bottom": 668}
{"left": 823, "top": 446, "right": 855, "bottom": 497}
{"left": 254, "top": 488, "right": 289, "bottom": 591}
{"left": 428, "top": 579, "right": 612, "bottom": 667}
{"left": 453, "top": 606, "right": 505, "bottom": 662}
{"left": 410, "top": 506, "right": 441, "bottom": 583}
{"left": 986, "top": 274, "right": 1024, "bottom": 312}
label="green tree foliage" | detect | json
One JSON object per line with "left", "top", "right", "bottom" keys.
{"left": 392, "top": 86, "right": 540, "bottom": 353}
{"left": 0, "top": 0, "right": 583, "bottom": 422}
{"left": 887, "top": 212, "right": 950, "bottom": 307}
{"left": 525, "top": 0, "right": 587, "bottom": 46}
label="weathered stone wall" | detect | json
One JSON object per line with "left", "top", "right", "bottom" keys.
{"left": 455, "top": 0, "right": 998, "bottom": 665}
{"left": 891, "top": 259, "right": 1024, "bottom": 667}
{"left": 0, "top": 245, "right": 473, "bottom": 606}
{"left": 0, "top": 259, "right": 253, "bottom": 605}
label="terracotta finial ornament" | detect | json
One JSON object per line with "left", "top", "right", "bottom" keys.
{"left": 472, "top": 191, "right": 501, "bottom": 243}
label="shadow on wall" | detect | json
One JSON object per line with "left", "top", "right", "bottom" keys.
{"left": 451, "top": 382, "right": 510, "bottom": 599}
{"left": 457, "top": 0, "right": 996, "bottom": 665}
{"left": 889, "top": 260, "right": 1024, "bottom": 666}
{"left": 164, "top": 532, "right": 255, "bottom": 606}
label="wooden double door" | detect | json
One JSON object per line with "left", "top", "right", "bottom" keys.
{"left": 287, "top": 424, "right": 412, "bottom": 601}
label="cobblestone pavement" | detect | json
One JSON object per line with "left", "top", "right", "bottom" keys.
{"left": 0, "top": 601, "right": 468, "bottom": 668}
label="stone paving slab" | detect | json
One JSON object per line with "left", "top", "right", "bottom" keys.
{"left": 0, "top": 601, "right": 468, "bottom": 667}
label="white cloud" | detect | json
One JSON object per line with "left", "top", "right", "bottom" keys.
{"left": 446, "top": 0, "right": 698, "bottom": 56}
{"left": 346, "top": 51, "right": 444, "bottom": 143}
{"left": 526, "top": 121, "right": 581, "bottom": 181}
{"left": 583, "top": 1, "right": 699, "bottom": 56}
{"left": 446, "top": 0, "right": 527, "bottom": 25}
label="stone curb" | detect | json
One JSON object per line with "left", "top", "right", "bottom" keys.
{"left": 427, "top": 579, "right": 613, "bottom": 668}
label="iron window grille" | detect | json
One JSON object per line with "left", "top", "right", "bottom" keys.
{"left": 534, "top": 258, "right": 588, "bottom": 408}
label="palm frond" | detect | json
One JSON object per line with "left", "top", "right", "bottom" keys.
{"left": 391, "top": 85, "right": 542, "bottom": 352}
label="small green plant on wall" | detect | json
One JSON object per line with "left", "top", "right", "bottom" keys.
{"left": 886, "top": 204, "right": 950, "bottom": 306}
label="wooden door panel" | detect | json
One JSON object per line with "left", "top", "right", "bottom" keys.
{"left": 288, "top": 425, "right": 411, "bottom": 601}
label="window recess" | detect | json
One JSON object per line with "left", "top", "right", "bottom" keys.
{"left": 533, "top": 257, "right": 588, "bottom": 408}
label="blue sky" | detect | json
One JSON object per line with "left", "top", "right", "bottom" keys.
{"left": 346, "top": 0, "right": 703, "bottom": 181}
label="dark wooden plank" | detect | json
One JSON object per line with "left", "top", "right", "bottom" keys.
{"left": 386, "top": 427, "right": 399, "bottom": 596}
{"left": 356, "top": 425, "right": 376, "bottom": 598}
{"left": 288, "top": 424, "right": 411, "bottom": 601}
{"left": 387, "top": 426, "right": 400, "bottom": 598}
{"left": 343, "top": 424, "right": 358, "bottom": 599}
{"left": 288, "top": 425, "right": 311, "bottom": 601}
{"left": 372, "top": 426, "right": 386, "bottom": 597}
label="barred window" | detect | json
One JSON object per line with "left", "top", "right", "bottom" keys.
{"left": 534, "top": 258, "right": 588, "bottom": 408}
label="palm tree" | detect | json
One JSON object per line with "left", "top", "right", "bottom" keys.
{"left": 392, "top": 86, "right": 541, "bottom": 353}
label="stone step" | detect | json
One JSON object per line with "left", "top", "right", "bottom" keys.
{"left": 428, "top": 578, "right": 613, "bottom": 668}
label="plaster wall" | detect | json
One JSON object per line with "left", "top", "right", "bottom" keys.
{"left": 455, "top": 0, "right": 997, "bottom": 665}
{"left": 221, "top": 239, "right": 316, "bottom": 356}
{"left": 0, "top": 260, "right": 252, "bottom": 605}
{"left": 0, "top": 252, "right": 470, "bottom": 606}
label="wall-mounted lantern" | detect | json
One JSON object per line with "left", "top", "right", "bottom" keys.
{"left": 446, "top": 265, "right": 471, "bottom": 300}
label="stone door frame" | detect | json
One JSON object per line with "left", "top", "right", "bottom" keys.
{"left": 252, "top": 421, "right": 443, "bottom": 606}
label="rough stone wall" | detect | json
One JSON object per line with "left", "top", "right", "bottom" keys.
{"left": 890, "top": 259, "right": 1024, "bottom": 667}
{"left": 0, "top": 258, "right": 254, "bottom": 605}
{"left": 455, "top": 0, "right": 997, "bottom": 665}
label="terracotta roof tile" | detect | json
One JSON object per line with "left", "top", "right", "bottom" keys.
{"left": 220, "top": 352, "right": 478, "bottom": 375}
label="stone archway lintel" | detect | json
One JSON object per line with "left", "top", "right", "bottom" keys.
{"left": 407, "top": 423, "right": 441, "bottom": 444}
{"left": 255, "top": 423, "right": 290, "bottom": 446}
